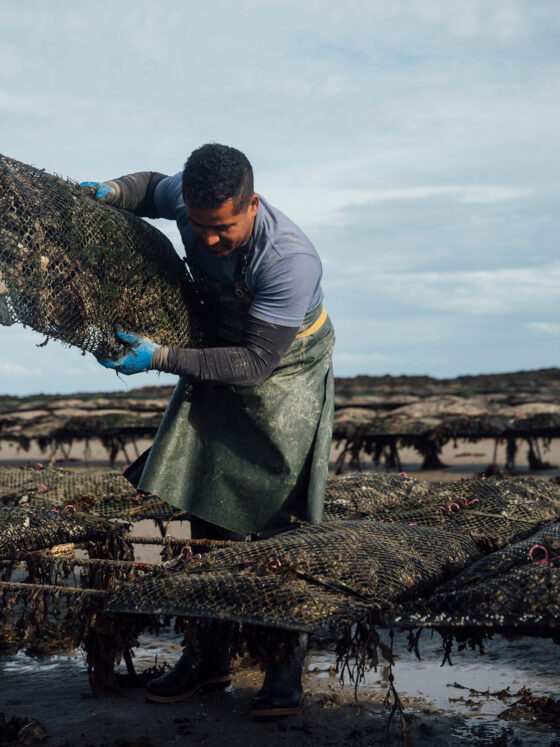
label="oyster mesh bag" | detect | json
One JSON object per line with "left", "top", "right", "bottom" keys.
{"left": 323, "top": 472, "right": 560, "bottom": 551}
{"left": 0, "top": 154, "right": 200, "bottom": 359}
{"left": 107, "top": 520, "right": 482, "bottom": 636}
{"left": 2, "top": 466, "right": 559, "bottom": 635}
{"left": 0, "top": 465, "right": 181, "bottom": 521}
{"left": 388, "top": 522, "right": 560, "bottom": 631}
{"left": 107, "top": 474, "right": 560, "bottom": 636}
{"left": 0, "top": 505, "right": 122, "bottom": 559}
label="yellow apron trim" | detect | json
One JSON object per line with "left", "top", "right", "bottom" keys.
{"left": 296, "top": 306, "right": 328, "bottom": 339}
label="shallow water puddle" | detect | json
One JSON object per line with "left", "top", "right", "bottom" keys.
{"left": 310, "top": 631, "right": 560, "bottom": 721}
{"left": 1, "top": 648, "right": 86, "bottom": 674}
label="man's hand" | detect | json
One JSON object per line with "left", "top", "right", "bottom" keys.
{"left": 97, "top": 330, "right": 161, "bottom": 375}
{"left": 80, "top": 181, "right": 117, "bottom": 202}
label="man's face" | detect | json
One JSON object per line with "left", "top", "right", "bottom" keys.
{"left": 186, "top": 195, "right": 259, "bottom": 258}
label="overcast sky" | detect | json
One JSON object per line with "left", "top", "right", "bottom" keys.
{"left": 2, "top": 0, "right": 559, "bottom": 395}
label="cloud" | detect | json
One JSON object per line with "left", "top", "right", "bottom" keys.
{"left": 336, "top": 351, "right": 388, "bottom": 362}
{"left": 0, "top": 362, "right": 36, "bottom": 378}
{"left": 0, "top": 89, "right": 47, "bottom": 117}
{"left": 525, "top": 322, "right": 560, "bottom": 336}
{"left": 339, "top": 265, "right": 560, "bottom": 316}
{"left": 266, "top": 185, "right": 533, "bottom": 230}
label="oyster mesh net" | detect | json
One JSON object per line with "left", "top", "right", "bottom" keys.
{"left": 107, "top": 475, "right": 560, "bottom": 636}
{"left": 323, "top": 472, "right": 560, "bottom": 551}
{"left": 4, "top": 466, "right": 559, "bottom": 538}
{"left": 0, "top": 505, "right": 122, "bottom": 559}
{"left": 387, "top": 522, "right": 560, "bottom": 631}
{"left": 107, "top": 520, "right": 482, "bottom": 636}
{"left": 0, "top": 465, "right": 181, "bottom": 521}
{"left": 1, "top": 468, "right": 559, "bottom": 636}
{"left": 0, "top": 154, "right": 200, "bottom": 359}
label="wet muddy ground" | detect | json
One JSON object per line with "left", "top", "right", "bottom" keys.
{"left": 1, "top": 631, "right": 559, "bottom": 745}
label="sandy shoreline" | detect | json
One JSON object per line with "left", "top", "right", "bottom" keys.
{"left": 2, "top": 434, "right": 560, "bottom": 479}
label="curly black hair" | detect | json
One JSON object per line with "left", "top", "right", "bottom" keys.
{"left": 182, "top": 143, "right": 254, "bottom": 212}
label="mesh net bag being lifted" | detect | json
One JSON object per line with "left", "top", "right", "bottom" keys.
{"left": 0, "top": 154, "right": 200, "bottom": 359}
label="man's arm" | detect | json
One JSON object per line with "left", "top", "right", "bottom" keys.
{"left": 151, "top": 316, "right": 299, "bottom": 386}
{"left": 98, "top": 317, "right": 298, "bottom": 386}
{"left": 150, "top": 251, "right": 321, "bottom": 384}
{"left": 96, "top": 242, "right": 320, "bottom": 385}
{"left": 82, "top": 172, "right": 168, "bottom": 218}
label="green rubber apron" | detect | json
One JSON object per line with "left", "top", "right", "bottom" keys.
{"left": 128, "top": 238, "right": 335, "bottom": 538}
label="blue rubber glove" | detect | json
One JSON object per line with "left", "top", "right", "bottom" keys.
{"left": 97, "top": 330, "right": 161, "bottom": 375}
{"left": 80, "top": 181, "right": 116, "bottom": 201}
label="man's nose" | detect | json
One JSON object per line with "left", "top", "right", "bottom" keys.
{"left": 202, "top": 230, "right": 220, "bottom": 246}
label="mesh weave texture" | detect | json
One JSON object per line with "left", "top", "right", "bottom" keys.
{"left": 107, "top": 519, "right": 482, "bottom": 635}
{"left": 324, "top": 472, "right": 560, "bottom": 551}
{"left": 106, "top": 474, "right": 560, "bottom": 636}
{"left": 0, "top": 465, "right": 179, "bottom": 521}
{"left": 0, "top": 154, "right": 200, "bottom": 358}
{"left": 0, "top": 505, "right": 121, "bottom": 558}
{"left": 388, "top": 522, "right": 560, "bottom": 630}
{"left": 2, "top": 467, "right": 560, "bottom": 636}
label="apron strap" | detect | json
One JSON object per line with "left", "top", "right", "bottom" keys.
{"left": 296, "top": 306, "right": 328, "bottom": 338}
{"left": 184, "top": 232, "right": 256, "bottom": 283}
{"left": 234, "top": 233, "right": 256, "bottom": 281}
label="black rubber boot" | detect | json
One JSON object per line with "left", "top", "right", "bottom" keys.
{"left": 146, "top": 634, "right": 231, "bottom": 703}
{"left": 249, "top": 634, "right": 307, "bottom": 717}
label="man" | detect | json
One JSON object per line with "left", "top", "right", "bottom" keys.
{"left": 84, "top": 143, "right": 335, "bottom": 716}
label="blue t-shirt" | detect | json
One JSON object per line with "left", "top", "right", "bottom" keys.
{"left": 153, "top": 173, "right": 323, "bottom": 327}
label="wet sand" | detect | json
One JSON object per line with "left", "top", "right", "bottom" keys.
{"left": 1, "top": 631, "right": 558, "bottom": 745}
{"left": 1, "top": 438, "right": 559, "bottom": 745}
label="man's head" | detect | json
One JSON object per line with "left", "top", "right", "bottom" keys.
{"left": 182, "top": 144, "right": 259, "bottom": 257}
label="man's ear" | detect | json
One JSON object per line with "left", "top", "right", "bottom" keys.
{"left": 249, "top": 194, "right": 259, "bottom": 215}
